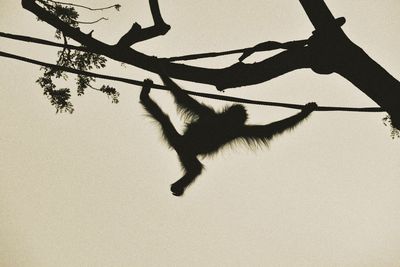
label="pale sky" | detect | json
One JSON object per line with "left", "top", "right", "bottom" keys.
{"left": 1, "top": 0, "right": 400, "bottom": 266}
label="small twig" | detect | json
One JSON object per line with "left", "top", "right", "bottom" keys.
{"left": 169, "top": 39, "right": 308, "bottom": 62}
{"left": 239, "top": 39, "right": 308, "bottom": 62}
{"left": 74, "top": 17, "right": 108, "bottom": 25}
{"left": 169, "top": 48, "right": 250, "bottom": 62}
{"left": 0, "top": 50, "right": 384, "bottom": 113}
{"left": 46, "top": 0, "right": 121, "bottom": 11}
{"left": 87, "top": 84, "right": 101, "bottom": 91}
{"left": 60, "top": 33, "right": 68, "bottom": 54}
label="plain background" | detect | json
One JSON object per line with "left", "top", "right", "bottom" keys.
{"left": 1, "top": 0, "right": 400, "bottom": 266}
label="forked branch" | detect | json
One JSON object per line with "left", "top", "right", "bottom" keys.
{"left": 117, "top": 0, "right": 171, "bottom": 46}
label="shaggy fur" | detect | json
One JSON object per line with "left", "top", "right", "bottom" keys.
{"left": 140, "top": 75, "right": 317, "bottom": 196}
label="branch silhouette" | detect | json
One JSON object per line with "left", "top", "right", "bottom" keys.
{"left": 168, "top": 40, "right": 307, "bottom": 62}
{"left": 6, "top": 0, "right": 400, "bottom": 128}
{"left": 20, "top": 0, "right": 312, "bottom": 89}
{"left": 117, "top": 0, "right": 170, "bottom": 46}
{"left": 74, "top": 17, "right": 109, "bottom": 25}
{"left": 0, "top": 50, "right": 383, "bottom": 113}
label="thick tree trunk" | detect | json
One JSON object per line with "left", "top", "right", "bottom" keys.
{"left": 336, "top": 41, "right": 400, "bottom": 127}
{"left": 300, "top": 0, "right": 400, "bottom": 128}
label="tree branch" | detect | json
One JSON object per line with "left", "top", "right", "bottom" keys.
{"left": 0, "top": 50, "right": 384, "bottom": 113}
{"left": 74, "top": 17, "right": 108, "bottom": 25}
{"left": 169, "top": 47, "right": 249, "bottom": 62}
{"left": 168, "top": 39, "right": 308, "bottom": 62}
{"left": 117, "top": 0, "right": 170, "bottom": 46}
{"left": 238, "top": 40, "right": 308, "bottom": 62}
{"left": 21, "top": 0, "right": 310, "bottom": 90}
{"left": 299, "top": 0, "right": 400, "bottom": 128}
{"left": 299, "top": 0, "right": 343, "bottom": 32}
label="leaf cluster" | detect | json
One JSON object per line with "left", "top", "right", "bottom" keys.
{"left": 35, "top": 0, "right": 120, "bottom": 113}
{"left": 382, "top": 115, "right": 400, "bottom": 139}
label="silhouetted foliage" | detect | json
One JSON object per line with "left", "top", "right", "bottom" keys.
{"left": 37, "top": 74, "right": 73, "bottom": 113}
{"left": 100, "top": 85, "right": 120, "bottom": 104}
{"left": 383, "top": 116, "right": 400, "bottom": 139}
{"left": 34, "top": 0, "right": 120, "bottom": 113}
